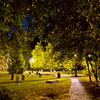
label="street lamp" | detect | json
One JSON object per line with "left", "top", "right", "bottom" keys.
{"left": 30, "top": 58, "right": 34, "bottom": 63}
{"left": 30, "top": 58, "right": 34, "bottom": 73}
{"left": 74, "top": 54, "right": 77, "bottom": 58}
{"left": 74, "top": 54, "right": 77, "bottom": 77}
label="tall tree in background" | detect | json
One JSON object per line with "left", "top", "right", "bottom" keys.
{"left": 30, "top": 42, "right": 61, "bottom": 71}
{"left": 31, "top": 42, "right": 44, "bottom": 70}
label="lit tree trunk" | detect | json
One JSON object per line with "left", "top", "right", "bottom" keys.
{"left": 93, "top": 53, "right": 98, "bottom": 85}
{"left": 89, "top": 61, "right": 94, "bottom": 73}
{"left": 89, "top": 60, "right": 97, "bottom": 81}
{"left": 86, "top": 56, "right": 92, "bottom": 83}
{"left": 95, "top": 61, "right": 98, "bottom": 82}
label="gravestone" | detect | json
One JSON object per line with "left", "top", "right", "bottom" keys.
{"left": 11, "top": 73, "right": 14, "bottom": 80}
{"left": 51, "top": 69, "right": 52, "bottom": 72}
{"left": 36, "top": 71, "right": 39, "bottom": 75}
{"left": 22, "top": 75, "right": 25, "bottom": 82}
{"left": 54, "top": 70, "right": 56, "bottom": 72}
{"left": 46, "top": 80, "right": 58, "bottom": 83}
{"left": 29, "top": 72, "right": 31, "bottom": 76}
{"left": 39, "top": 73, "right": 42, "bottom": 77}
{"left": 41, "top": 69, "right": 43, "bottom": 72}
{"left": 16, "top": 75, "right": 19, "bottom": 85}
{"left": 57, "top": 72, "right": 61, "bottom": 78}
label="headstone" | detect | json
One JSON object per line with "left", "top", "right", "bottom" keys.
{"left": 39, "top": 73, "right": 42, "bottom": 77}
{"left": 2, "top": 67, "right": 4, "bottom": 70}
{"left": 22, "top": 75, "right": 24, "bottom": 82}
{"left": 54, "top": 70, "right": 56, "bottom": 72}
{"left": 29, "top": 72, "right": 31, "bottom": 76}
{"left": 41, "top": 69, "right": 43, "bottom": 72}
{"left": 36, "top": 71, "right": 39, "bottom": 75}
{"left": 57, "top": 72, "right": 61, "bottom": 78}
{"left": 46, "top": 80, "right": 58, "bottom": 83}
{"left": 16, "top": 75, "right": 19, "bottom": 85}
{"left": 11, "top": 73, "right": 14, "bottom": 80}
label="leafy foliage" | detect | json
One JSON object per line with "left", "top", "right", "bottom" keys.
{"left": 1, "top": 0, "right": 100, "bottom": 80}
{"left": 30, "top": 42, "right": 61, "bottom": 71}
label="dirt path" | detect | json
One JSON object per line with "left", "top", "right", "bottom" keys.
{"left": 69, "top": 77, "right": 94, "bottom": 100}
{"left": 62, "top": 75, "right": 95, "bottom": 100}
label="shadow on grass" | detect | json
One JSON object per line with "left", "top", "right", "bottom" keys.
{"left": 71, "top": 76, "right": 86, "bottom": 78}
{"left": 46, "top": 92, "right": 57, "bottom": 99}
{"left": 0, "top": 87, "right": 13, "bottom": 100}
{"left": 79, "top": 77, "right": 100, "bottom": 87}
{"left": 41, "top": 74, "right": 55, "bottom": 76}
{"left": 0, "top": 77, "right": 57, "bottom": 85}
{"left": 79, "top": 79, "right": 98, "bottom": 100}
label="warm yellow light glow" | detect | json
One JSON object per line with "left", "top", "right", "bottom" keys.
{"left": 74, "top": 54, "right": 77, "bottom": 57}
{"left": 30, "top": 58, "right": 34, "bottom": 62}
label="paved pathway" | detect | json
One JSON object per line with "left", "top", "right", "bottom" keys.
{"left": 62, "top": 75, "right": 95, "bottom": 100}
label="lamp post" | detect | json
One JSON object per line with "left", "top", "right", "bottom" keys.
{"left": 30, "top": 58, "right": 34, "bottom": 73}
{"left": 74, "top": 54, "right": 77, "bottom": 77}
{"left": 74, "top": 54, "right": 77, "bottom": 58}
{"left": 30, "top": 58, "right": 34, "bottom": 63}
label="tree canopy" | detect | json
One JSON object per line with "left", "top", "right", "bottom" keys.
{"left": 1, "top": 0, "right": 100, "bottom": 81}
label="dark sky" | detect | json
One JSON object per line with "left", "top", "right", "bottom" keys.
{"left": 8, "top": 15, "right": 33, "bottom": 37}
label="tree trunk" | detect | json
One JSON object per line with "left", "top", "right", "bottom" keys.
{"left": 95, "top": 61, "right": 98, "bottom": 82}
{"left": 75, "top": 64, "right": 77, "bottom": 77}
{"left": 86, "top": 57, "right": 92, "bottom": 83}
{"left": 32, "top": 68, "right": 33, "bottom": 73}
{"left": 89, "top": 60, "right": 97, "bottom": 81}
{"left": 89, "top": 61, "right": 94, "bottom": 73}
{"left": 11, "top": 73, "right": 14, "bottom": 80}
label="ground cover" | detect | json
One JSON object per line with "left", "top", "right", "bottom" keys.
{"left": 0, "top": 70, "right": 71, "bottom": 100}
{"left": 77, "top": 75, "right": 100, "bottom": 100}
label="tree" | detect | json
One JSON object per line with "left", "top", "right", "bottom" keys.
{"left": 1, "top": 0, "right": 100, "bottom": 83}
{"left": 0, "top": 0, "right": 36, "bottom": 75}
{"left": 63, "top": 54, "right": 82, "bottom": 77}
{"left": 30, "top": 42, "right": 61, "bottom": 71}
{"left": 31, "top": 42, "right": 45, "bottom": 71}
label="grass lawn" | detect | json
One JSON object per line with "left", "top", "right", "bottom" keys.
{"left": 0, "top": 70, "right": 71, "bottom": 100}
{"left": 77, "top": 74, "right": 100, "bottom": 100}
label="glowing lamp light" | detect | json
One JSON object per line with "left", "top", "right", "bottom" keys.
{"left": 74, "top": 54, "right": 77, "bottom": 57}
{"left": 30, "top": 58, "right": 34, "bottom": 62}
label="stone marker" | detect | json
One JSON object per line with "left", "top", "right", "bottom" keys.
{"left": 29, "top": 72, "right": 31, "bottom": 76}
{"left": 39, "top": 73, "right": 42, "bottom": 77}
{"left": 36, "top": 71, "right": 39, "bottom": 75}
{"left": 54, "top": 70, "right": 56, "bottom": 72}
{"left": 16, "top": 75, "right": 19, "bottom": 85}
{"left": 22, "top": 75, "right": 24, "bottom": 82}
{"left": 41, "top": 69, "right": 43, "bottom": 72}
{"left": 46, "top": 80, "right": 58, "bottom": 83}
{"left": 11, "top": 73, "right": 14, "bottom": 80}
{"left": 57, "top": 72, "right": 61, "bottom": 78}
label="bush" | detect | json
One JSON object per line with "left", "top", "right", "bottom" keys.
{"left": 0, "top": 87, "right": 12, "bottom": 100}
